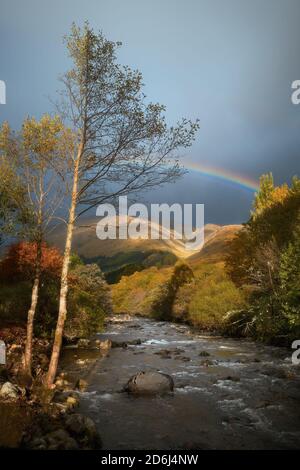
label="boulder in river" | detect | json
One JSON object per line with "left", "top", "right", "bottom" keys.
{"left": 223, "top": 375, "right": 240, "bottom": 382}
{"left": 124, "top": 371, "right": 174, "bottom": 395}
{"left": 154, "top": 349, "right": 172, "bottom": 359}
{"left": 112, "top": 338, "right": 142, "bottom": 348}
{"left": 199, "top": 350, "right": 210, "bottom": 357}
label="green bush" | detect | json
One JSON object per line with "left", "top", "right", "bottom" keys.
{"left": 112, "top": 266, "right": 173, "bottom": 315}
{"left": 173, "top": 262, "right": 246, "bottom": 331}
{"left": 65, "top": 263, "right": 113, "bottom": 339}
{"left": 0, "top": 257, "right": 112, "bottom": 339}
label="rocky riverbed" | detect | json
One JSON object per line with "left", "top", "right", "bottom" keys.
{"left": 60, "top": 315, "right": 300, "bottom": 450}
{"left": 1, "top": 315, "right": 300, "bottom": 450}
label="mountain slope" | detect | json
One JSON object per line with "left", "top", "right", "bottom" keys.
{"left": 48, "top": 217, "right": 242, "bottom": 271}
{"left": 188, "top": 224, "right": 242, "bottom": 264}
{"left": 48, "top": 216, "right": 194, "bottom": 259}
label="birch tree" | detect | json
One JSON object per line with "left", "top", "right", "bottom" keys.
{"left": 46, "top": 23, "right": 199, "bottom": 386}
{"left": 0, "top": 116, "right": 73, "bottom": 375}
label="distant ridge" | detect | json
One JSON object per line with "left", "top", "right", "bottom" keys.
{"left": 188, "top": 224, "right": 242, "bottom": 264}
{"left": 48, "top": 217, "right": 242, "bottom": 262}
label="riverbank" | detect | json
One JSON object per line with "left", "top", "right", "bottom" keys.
{"left": 0, "top": 324, "right": 103, "bottom": 449}
{"left": 1, "top": 315, "right": 300, "bottom": 450}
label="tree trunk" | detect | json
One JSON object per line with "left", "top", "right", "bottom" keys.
{"left": 46, "top": 145, "right": 82, "bottom": 388}
{"left": 24, "top": 241, "right": 42, "bottom": 375}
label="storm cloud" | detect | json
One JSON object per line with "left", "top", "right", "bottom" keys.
{"left": 1, "top": 0, "right": 300, "bottom": 223}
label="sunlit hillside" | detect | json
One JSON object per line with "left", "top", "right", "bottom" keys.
{"left": 111, "top": 223, "right": 243, "bottom": 321}
{"left": 49, "top": 217, "right": 240, "bottom": 261}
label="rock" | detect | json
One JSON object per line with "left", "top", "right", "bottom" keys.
{"left": 55, "top": 378, "right": 70, "bottom": 390}
{"left": 200, "top": 359, "right": 216, "bottom": 367}
{"left": 0, "top": 381, "right": 19, "bottom": 399}
{"left": 154, "top": 349, "right": 172, "bottom": 359}
{"left": 223, "top": 375, "right": 240, "bottom": 382}
{"left": 127, "top": 339, "right": 142, "bottom": 346}
{"left": 44, "top": 429, "right": 78, "bottom": 450}
{"left": 199, "top": 350, "right": 210, "bottom": 357}
{"left": 96, "top": 339, "right": 112, "bottom": 350}
{"left": 29, "top": 437, "right": 47, "bottom": 450}
{"left": 75, "top": 358, "right": 88, "bottom": 365}
{"left": 111, "top": 339, "right": 142, "bottom": 348}
{"left": 112, "top": 341, "right": 128, "bottom": 348}
{"left": 53, "top": 391, "right": 79, "bottom": 410}
{"left": 77, "top": 339, "right": 91, "bottom": 349}
{"left": 176, "top": 356, "right": 191, "bottom": 362}
{"left": 173, "top": 348, "right": 184, "bottom": 355}
{"left": 75, "top": 378, "right": 88, "bottom": 392}
{"left": 66, "top": 395, "right": 79, "bottom": 409}
{"left": 64, "top": 413, "right": 102, "bottom": 448}
{"left": 125, "top": 371, "right": 174, "bottom": 395}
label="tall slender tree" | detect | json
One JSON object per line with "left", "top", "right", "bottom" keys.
{"left": 46, "top": 23, "right": 199, "bottom": 386}
{"left": 0, "top": 116, "right": 72, "bottom": 375}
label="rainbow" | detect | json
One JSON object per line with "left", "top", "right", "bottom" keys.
{"left": 184, "top": 160, "right": 259, "bottom": 192}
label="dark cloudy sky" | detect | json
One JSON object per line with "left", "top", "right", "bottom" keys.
{"left": 1, "top": 0, "right": 300, "bottom": 224}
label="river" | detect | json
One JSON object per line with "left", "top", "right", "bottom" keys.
{"left": 61, "top": 315, "right": 300, "bottom": 450}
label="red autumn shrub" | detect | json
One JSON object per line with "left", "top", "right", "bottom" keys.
{"left": 0, "top": 242, "right": 62, "bottom": 282}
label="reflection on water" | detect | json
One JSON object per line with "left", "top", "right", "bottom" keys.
{"left": 62, "top": 316, "right": 300, "bottom": 450}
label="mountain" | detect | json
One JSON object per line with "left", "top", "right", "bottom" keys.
{"left": 48, "top": 217, "right": 229, "bottom": 259}
{"left": 188, "top": 224, "right": 242, "bottom": 264}
{"left": 48, "top": 216, "right": 193, "bottom": 259}
{"left": 48, "top": 217, "right": 242, "bottom": 281}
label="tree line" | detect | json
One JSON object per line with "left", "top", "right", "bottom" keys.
{"left": 226, "top": 173, "right": 300, "bottom": 343}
